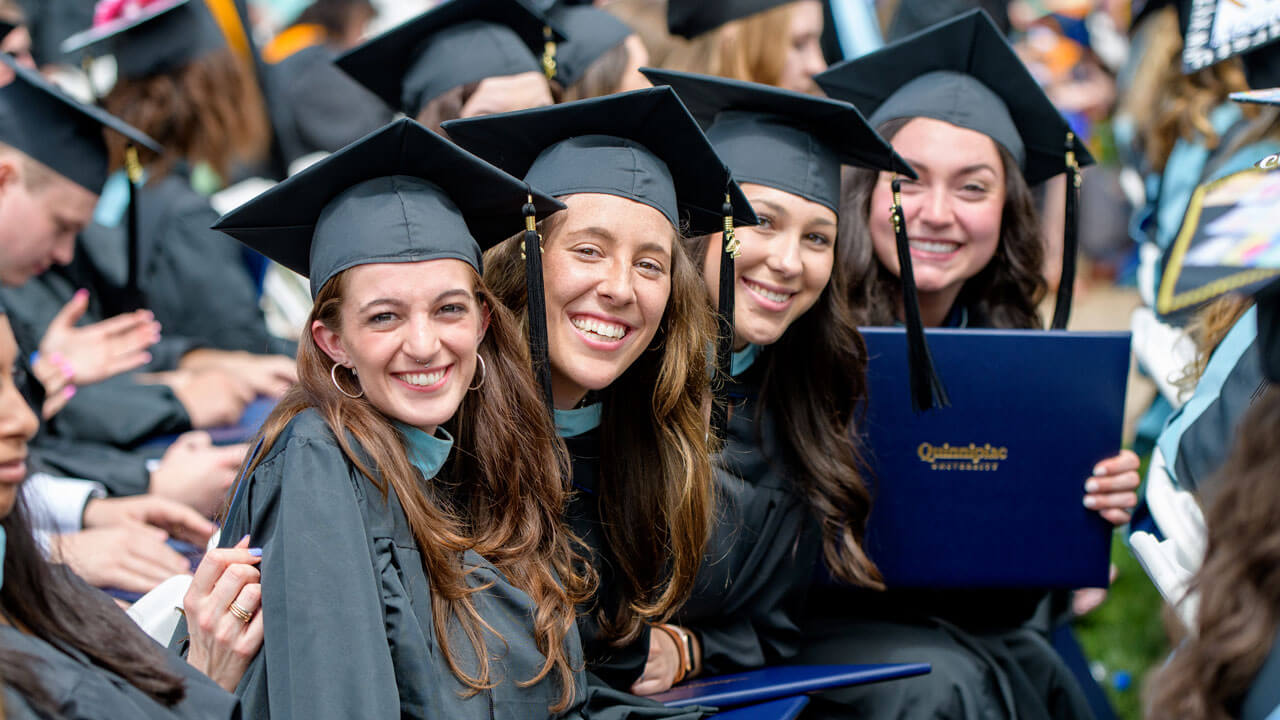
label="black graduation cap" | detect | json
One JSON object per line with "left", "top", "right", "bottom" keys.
{"left": 60, "top": 0, "right": 225, "bottom": 79}
{"left": 212, "top": 118, "right": 566, "bottom": 299}
{"left": 0, "top": 53, "right": 161, "bottom": 191}
{"left": 1255, "top": 278, "right": 1280, "bottom": 383}
{"left": 442, "top": 86, "right": 757, "bottom": 432}
{"left": 666, "top": 0, "right": 792, "bottom": 38}
{"left": 816, "top": 8, "right": 1095, "bottom": 410}
{"left": 335, "top": 0, "right": 563, "bottom": 118}
{"left": 547, "top": 5, "right": 632, "bottom": 87}
{"left": 640, "top": 67, "right": 914, "bottom": 214}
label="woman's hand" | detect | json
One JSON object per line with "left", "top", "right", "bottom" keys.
{"left": 630, "top": 626, "right": 683, "bottom": 696}
{"left": 1083, "top": 449, "right": 1141, "bottom": 525}
{"left": 39, "top": 289, "right": 160, "bottom": 385}
{"left": 148, "top": 432, "right": 248, "bottom": 517}
{"left": 184, "top": 535, "right": 264, "bottom": 692}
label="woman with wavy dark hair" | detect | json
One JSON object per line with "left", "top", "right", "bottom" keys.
{"left": 202, "top": 119, "right": 595, "bottom": 719}
{"left": 443, "top": 87, "right": 751, "bottom": 696}
{"left": 796, "top": 10, "right": 1142, "bottom": 719}
{"left": 1146, "top": 386, "right": 1280, "bottom": 720}
{"left": 628, "top": 68, "right": 906, "bottom": 691}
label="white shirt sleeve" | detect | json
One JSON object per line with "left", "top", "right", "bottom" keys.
{"left": 21, "top": 472, "right": 107, "bottom": 535}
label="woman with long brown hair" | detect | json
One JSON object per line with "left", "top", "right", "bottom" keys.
{"left": 633, "top": 68, "right": 906, "bottom": 689}
{"left": 661, "top": 0, "right": 827, "bottom": 95}
{"left": 443, "top": 87, "right": 753, "bottom": 695}
{"left": 203, "top": 118, "right": 592, "bottom": 719}
{"left": 795, "top": 10, "right": 1139, "bottom": 718}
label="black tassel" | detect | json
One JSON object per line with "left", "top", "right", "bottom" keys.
{"left": 1052, "top": 131, "right": 1081, "bottom": 330}
{"left": 710, "top": 194, "right": 738, "bottom": 441}
{"left": 123, "top": 145, "right": 144, "bottom": 312}
{"left": 892, "top": 178, "right": 949, "bottom": 412}
{"left": 522, "top": 197, "right": 554, "bottom": 408}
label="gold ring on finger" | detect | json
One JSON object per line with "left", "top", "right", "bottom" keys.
{"left": 228, "top": 601, "right": 253, "bottom": 624}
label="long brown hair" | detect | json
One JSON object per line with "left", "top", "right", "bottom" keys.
{"left": 1146, "top": 388, "right": 1280, "bottom": 720}
{"left": 687, "top": 226, "right": 883, "bottom": 589}
{"left": 103, "top": 47, "right": 269, "bottom": 182}
{"left": 232, "top": 266, "right": 588, "bottom": 712}
{"left": 841, "top": 117, "right": 1046, "bottom": 330}
{"left": 1, "top": 493, "right": 187, "bottom": 710}
{"left": 484, "top": 211, "right": 716, "bottom": 646}
{"left": 1176, "top": 295, "right": 1256, "bottom": 398}
{"left": 661, "top": 2, "right": 794, "bottom": 87}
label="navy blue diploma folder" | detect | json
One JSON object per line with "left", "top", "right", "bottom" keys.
{"left": 858, "top": 327, "right": 1130, "bottom": 589}
{"left": 653, "top": 664, "right": 931, "bottom": 708}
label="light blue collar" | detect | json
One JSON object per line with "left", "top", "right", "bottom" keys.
{"left": 731, "top": 344, "right": 762, "bottom": 376}
{"left": 93, "top": 169, "right": 148, "bottom": 228}
{"left": 0, "top": 525, "right": 6, "bottom": 592}
{"left": 395, "top": 423, "right": 454, "bottom": 480}
{"left": 554, "top": 403, "right": 602, "bottom": 438}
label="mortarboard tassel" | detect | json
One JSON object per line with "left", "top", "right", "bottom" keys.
{"left": 710, "top": 193, "right": 739, "bottom": 442}
{"left": 541, "top": 25, "right": 557, "bottom": 81}
{"left": 891, "top": 177, "right": 949, "bottom": 412}
{"left": 122, "top": 144, "right": 145, "bottom": 312}
{"left": 1052, "top": 131, "right": 1081, "bottom": 330}
{"left": 522, "top": 195, "right": 554, "bottom": 408}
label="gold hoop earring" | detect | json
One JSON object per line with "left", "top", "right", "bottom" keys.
{"left": 468, "top": 354, "right": 487, "bottom": 391}
{"left": 331, "top": 362, "right": 364, "bottom": 399}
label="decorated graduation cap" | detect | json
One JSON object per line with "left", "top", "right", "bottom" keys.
{"left": 666, "top": 0, "right": 792, "bottom": 38}
{"left": 547, "top": 4, "right": 632, "bottom": 87}
{"left": 61, "top": 0, "right": 226, "bottom": 79}
{"left": 1178, "top": 0, "right": 1280, "bottom": 84}
{"left": 640, "top": 67, "right": 915, "bottom": 213}
{"left": 442, "top": 86, "right": 757, "bottom": 431}
{"left": 212, "top": 118, "right": 566, "bottom": 299}
{"left": 336, "top": 0, "right": 562, "bottom": 118}
{"left": 816, "top": 8, "right": 1095, "bottom": 411}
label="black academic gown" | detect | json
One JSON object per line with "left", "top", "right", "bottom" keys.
{"left": 0, "top": 607, "right": 239, "bottom": 719}
{"left": 674, "top": 362, "right": 823, "bottom": 675}
{"left": 794, "top": 307, "right": 1096, "bottom": 720}
{"left": 85, "top": 168, "right": 292, "bottom": 357}
{"left": 206, "top": 409, "right": 702, "bottom": 720}
{"left": 563, "top": 429, "right": 653, "bottom": 689}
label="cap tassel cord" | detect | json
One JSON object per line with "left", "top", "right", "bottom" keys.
{"left": 710, "top": 194, "right": 737, "bottom": 443}
{"left": 522, "top": 195, "right": 554, "bottom": 408}
{"left": 892, "top": 178, "right": 949, "bottom": 412}
{"left": 123, "top": 145, "right": 145, "bottom": 312}
{"left": 541, "top": 26, "right": 557, "bottom": 80}
{"left": 1052, "top": 131, "right": 1081, "bottom": 330}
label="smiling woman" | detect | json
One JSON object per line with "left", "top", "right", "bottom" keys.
{"left": 198, "top": 119, "right": 602, "bottom": 720}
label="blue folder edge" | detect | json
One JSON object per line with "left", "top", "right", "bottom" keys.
{"left": 709, "top": 696, "right": 809, "bottom": 720}
{"left": 654, "top": 663, "right": 931, "bottom": 709}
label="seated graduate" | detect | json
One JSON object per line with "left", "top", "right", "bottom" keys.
{"left": 1146, "top": 283, "right": 1280, "bottom": 719}
{"left": 633, "top": 67, "right": 907, "bottom": 687}
{"left": 0, "top": 54, "right": 245, "bottom": 522}
{"left": 200, "top": 118, "right": 596, "bottom": 719}
{"left": 792, "top": 10, "right": 1138, "bottom": 718}
{"left": 661, "top": 0, "right": 827, "bottom": 95}
{"left": 443, "top": 86, "right": 753, "bottom": 695}
{"left": 0, "top": 302, "right": 265, "bottom": 717}
{"left": 545, "top": 5, "right": 650, "bottom": 103}
{"left": 336, "top": 0, "right": 557, "bottom": 134}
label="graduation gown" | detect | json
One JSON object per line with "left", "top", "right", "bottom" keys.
{"left": 0, "top": 605, "right": 239, "bottom": 719}
{"left": 562, "top": 425, "right": 653, "bottom": 689}
{"left": 208, "top": 409, "right": 575, "bottom": 719}
{"left": 674, "top": 355, "right": 823, "bottom": 675}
